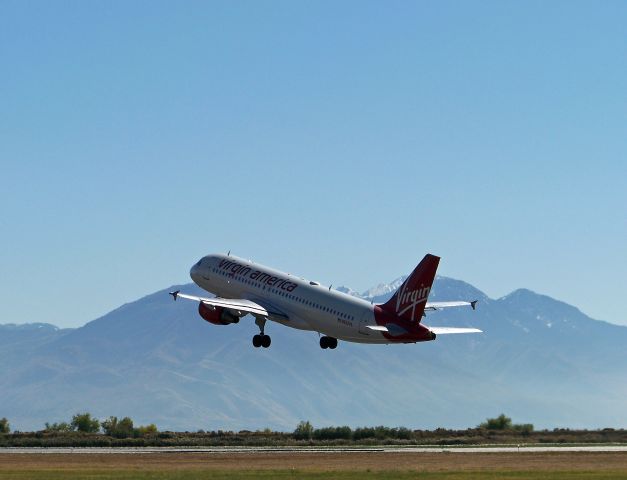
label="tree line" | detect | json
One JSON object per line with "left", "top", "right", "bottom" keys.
{"left": 292, "top": 414, "right": 534, "bottom": 441}
{"left": 2, "top": 414, "right": 529, "bottom": 438}
{"left": 293, "top": 421, "right": 414, "bottom": 441}
{"left": 2, "top": 414, "right": 627, "bottom": 447}
{"left": 1, "top": 413, "right": 157, "bottom": 439}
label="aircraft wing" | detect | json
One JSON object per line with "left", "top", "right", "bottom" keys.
{"left": 425, "top": 300, "right": 478, "bottom": 311}
{"left": 169, "top": 291, "right": 288, "bottom": 320}
{"left": 429, "top": 327, "right": 482, "bottom": 334}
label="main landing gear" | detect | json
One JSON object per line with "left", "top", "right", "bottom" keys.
{"left": 252, "top": 316, "right": 271, "bottom": 348}
{"left": 320, "top": 336, "right": 337, "bottom": 349}
{"left": 252, "top": 334, "right": 271, "bottom": 348}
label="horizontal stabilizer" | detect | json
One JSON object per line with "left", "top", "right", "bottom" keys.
{"left": 429, "top": 327, "right": 482, "bottom": 334}
{"left": 365, "top": 324, "right": 409, "bottom": 335}
{"left": 366, "top": 325, "right": 389, "bottom": 332}
{"left": 425, "top": 300, "right": 478, "bottom": 311}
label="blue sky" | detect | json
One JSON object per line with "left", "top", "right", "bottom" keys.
{"left": 1, "top": 1, "right": 625, "bottom": 328}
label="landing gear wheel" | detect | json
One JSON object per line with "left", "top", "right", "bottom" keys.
{"left": 329, "top": 337, "right": 338, "bottom": 349}
{"left": 320, "top": 336, "right": 337, "bottom": 349}
{"left": 253, "top": 317, "right": 269, "bottom": 349}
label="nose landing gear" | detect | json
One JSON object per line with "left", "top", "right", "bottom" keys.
{"left": 320, "top": 336, "right": 337, "bottom": 349}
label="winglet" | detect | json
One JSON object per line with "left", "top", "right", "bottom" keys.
{"left": 169, "top": 290, "right": 180, "bottom": 301}
{"left": 471, "top": 300, "right": 478, "bottom": 310}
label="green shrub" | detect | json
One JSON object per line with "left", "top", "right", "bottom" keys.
{"left": 353, "top": 426, "right": 411, "bottom": 441}
{"left": 101, "top": 416, "right": 156, "bottom": 438}
{"left": 116, "top": 417, "right": 135, "bottom": 437}
{"left": 71, "top": 413, "right": 100, "bottom": 433}
{"left": 353, "top": 427, "right": 375, "bottom": 440}
{"left": 0, "top": 418, "right": 9, "bottom": 434}
{"left": 293, "top": 421, "right": 313, "bottom": 440}
{"left": 44, "top": 422, "right": 72, "bottom": 433}
{"left": 513, "top": 423, "right": 534, "bottom": 435}
{"left": 101, "top": 416, "right": 133, "bottom": 438}
{"left": 479, "top": 414, "right": 513, "bottom": 430}
{"left": 135, "top": 423, "right": 158, "bottom": 437}
{"left": 313, "top": 426, "right": 352, "bottom": 440}
{"left": 479, "top": 414, "right": 533, "bottom": 434}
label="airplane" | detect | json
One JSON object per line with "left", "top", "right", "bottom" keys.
{"left": 170, "top": 253, "right": 481, "bottom": 349}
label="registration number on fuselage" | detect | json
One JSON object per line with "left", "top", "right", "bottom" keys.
{"left": 337, "top": 318, "right": 353, "bottom": 327}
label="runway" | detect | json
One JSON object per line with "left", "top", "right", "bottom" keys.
{"left": 2, "top": 445, "right": 627, "bottom": 454}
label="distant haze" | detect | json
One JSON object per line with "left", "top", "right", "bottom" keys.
{"left": 1, "top": 276, "right": 626, "bottom": 432}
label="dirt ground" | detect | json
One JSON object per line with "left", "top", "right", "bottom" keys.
{"left": 0, "top": 452, "right": 626, "bottom": 472}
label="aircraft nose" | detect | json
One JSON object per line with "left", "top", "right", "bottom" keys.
{"left": 190, "top": 261, "right": 201, "bottom": 283}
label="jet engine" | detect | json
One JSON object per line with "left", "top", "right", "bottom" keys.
{"left": 198, "top": 302, "right": 240, "bottom": 325}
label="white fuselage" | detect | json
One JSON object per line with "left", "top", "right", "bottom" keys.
{"left": 190, "top": 254, "right": 388, "bottom": 343}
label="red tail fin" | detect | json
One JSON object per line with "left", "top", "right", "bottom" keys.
{"left": 380, "top": 254, "right": 440, "bottom": 323}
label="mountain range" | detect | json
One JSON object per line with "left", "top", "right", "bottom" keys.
{"left": 1, "top": 275, "right": 626, "bottom": 432}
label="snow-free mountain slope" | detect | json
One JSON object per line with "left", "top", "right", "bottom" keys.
{"left": 1, "top": 276, "right": 625, "bottom": 432}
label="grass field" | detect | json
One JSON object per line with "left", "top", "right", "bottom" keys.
{"left": 1, "top": 452, "right": 626, "bottom": 479}
{"left": 2, "top": 472, "right": 627, "bottom": 480}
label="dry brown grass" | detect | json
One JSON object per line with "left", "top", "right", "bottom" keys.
{"left": 0, "top": 451, "right": 626, "bottom": 473}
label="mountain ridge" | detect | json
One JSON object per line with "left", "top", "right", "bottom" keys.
{"left": 1, "top": 275, "right": 625, "bottom": 432}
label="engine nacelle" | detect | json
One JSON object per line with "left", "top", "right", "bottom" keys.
{"left": 198, "top": 302, "right": 240, "bottom": 325}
